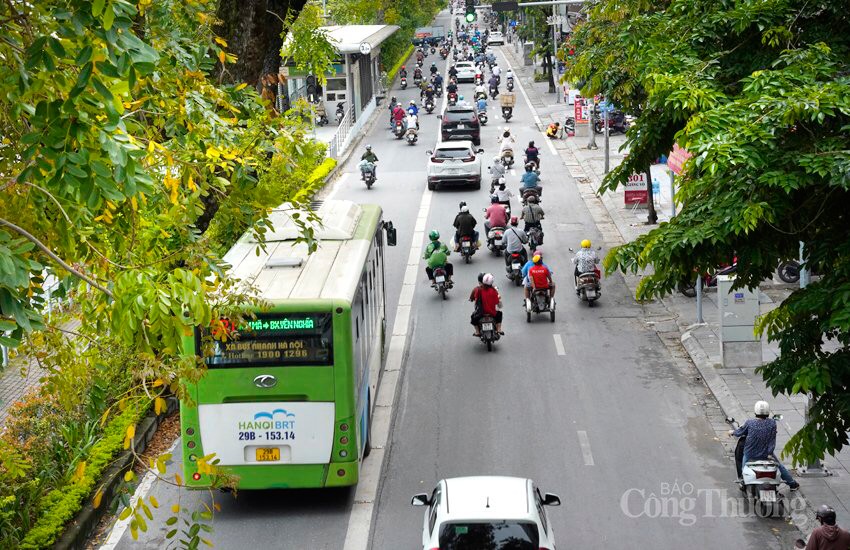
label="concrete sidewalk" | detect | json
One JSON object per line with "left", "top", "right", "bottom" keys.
{"left": 500, "top": 42, "right": 850, "bottom": 537}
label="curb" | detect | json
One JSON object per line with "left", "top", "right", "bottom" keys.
{"left": 55, "top": 397, "right": 179, "bottom": 550}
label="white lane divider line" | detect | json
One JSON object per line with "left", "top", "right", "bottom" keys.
{"left": 577, "top": 431, "right": 595, "bottom": 466}
{"left": 99, "top": 439, "right": 180, "bottom": 549}
{"left": 553, "top": 334, "right": 566, "bottom": 356}
{"left": 545, "top": 137, "right": 557, "bottom": 157}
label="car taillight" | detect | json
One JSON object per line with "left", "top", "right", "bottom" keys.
{"left": 462, "top": 156, "right": 475, "bottom": 162}
{"left": 431, "top": 157, "right": 444, "bottom": 163}
{"left": 755, "top": 470, "right": 777, "bottom": 479}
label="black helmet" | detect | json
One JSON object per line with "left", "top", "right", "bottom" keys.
{"left": 529, "top": 141, "right": 535, "bottom": 147}
{"left": 816, "top": 505, "right": 837, "bottom": 525}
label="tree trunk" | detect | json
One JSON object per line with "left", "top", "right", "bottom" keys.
{"left": 645, "top": 166, "right": 658, "bottom": 224}
{"left": 215, "top": 0, "right": 298, "bottom": 88}
{"left": 545, "top": 50, "right": 556, "bottom": 93}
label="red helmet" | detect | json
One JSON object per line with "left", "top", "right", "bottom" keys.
{"left": 402, "top": 65, "right": 406, "bottom": 69}
{"left": 510, "top": 216, "right": 518, "bottom": 226}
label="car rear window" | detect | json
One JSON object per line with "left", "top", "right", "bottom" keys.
{"left": 443, "top": 109, "right": 476, "bottom": 122}
{"left": 457, "top": 63, "right": 474, "bottom": 69}
{"left": 439, "top": 521, "right": 539, "bottom": 550}
{"left": 435, "top": 148, "right": 472, "bottom": 159}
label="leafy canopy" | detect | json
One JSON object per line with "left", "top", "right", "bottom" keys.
{"left": 566, "top": 0, "right": 850, "bottom": 463}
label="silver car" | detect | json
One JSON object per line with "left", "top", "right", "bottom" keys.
{"left": 425, "top": 141, "right": 484, "bottom": 190}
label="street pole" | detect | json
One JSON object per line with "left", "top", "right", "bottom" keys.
{"left": 552, "top": 5, "right": 559, "bottom": 103}
{"left": 603, "top": 102, "right": 609, "bottom": 173}
{"left": 695, "top": 274, "right": 704, "bottom": 324}
{"left": 586, "top": 97, "right": 597, "bottom": 150}
{"left": 669, "top": 170, "right": 677, "bottom": 217}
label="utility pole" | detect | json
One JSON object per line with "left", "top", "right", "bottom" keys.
{"left": 644, "top": 165, "right": 658, "bottom": 224}
{"left": 586, "top": 97, "right": 597, "bottom": 150}
{"left": 552, "top": 5, "right": 559, "bottom": 102}
{"left": 603, "top": 101, "right": 609, "bottom": 173}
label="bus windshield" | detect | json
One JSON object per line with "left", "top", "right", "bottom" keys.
{"left": 198, "top": 312, "right": 334, "bottom": 368}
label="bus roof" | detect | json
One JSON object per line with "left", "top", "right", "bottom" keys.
{"left": 223, "top": 200, "right": 381, "bottom": 305}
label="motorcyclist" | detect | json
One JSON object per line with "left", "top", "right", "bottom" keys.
{"left": 491, "top": 63, "right": 501, "bottom": 82}
{"left": 494, "top": 179, "right": 513, "bottom": 206}
{"left": 421, "top": 84, "right": 436, "bottom": 104}
{"left": 423, "top": 230, "right": 454, "bottom": 287}
{"left": 433, "top": 73, "right": 444, "bottom": 92}
{"left": 520, "top": 163, "right": 542, "bottom": 196}
{"left": 489, "top": 156, "right": 506, "bottom": 191}
{"left": 399, "top": 66, "right": 407, "bottom": 79}
{"left": 392, "top": 103, "right": 406, "bottom": 131}
{"left": 477, "top": 95, "right": 488, "bottom": 114}
{"left": 475, "top": 82, "right": 487, "bottom": 100}
{"left": 525, "top": 141, "right": 540, "bottom": 170}
{"left": 521, "top": 195, "right": 544, "bottom": 231}
{"left": 804, "top": 505, "right": 850, "bottom": 550}
{"left": 407, "top": 99, "right": 419, "bottom": 117}
{"left": 505, "top": 68, "right": 514, "bottom": 83}
{"left": 359, "top": 145, "right": 378, "bottom": 179}
{"left": 484, "top": 195, "right": 509, "bottom": 233}
{"left": 405, "top": 112, "right": 419, "bottom": 134}
{"left": 430, "top": 62, "right": 438, "bottom": 76}
{"left": 413, "top": 65, "right": 423, "bottom": 81}
{"left": 499, "top": 130, "right": 515, "bottom": 154}
{"left": 453, "top": 202, "right": 479, "bottom": 249}
{"left": 503, "top": 216, "right": 529, "bottom": 271}
{"left": 525, "top": 253, "right": 555, "bottom": 301}
{"left": 416, "top": 49, "right": 424, "bottom": 63}
{"left": 448, "top": 65, "right": 458, "bottom": 79}
{"left": 388, "top": 96, "right": 398, "bottom": 125}
{"left": 728, "top": 400, "right": 799, "bottom": 490}
{"left": 488, "top": 74, "right": 499, "bottom": 95}
{"left": 470, "top": 273, "right": 503, "bottom": 336}
{"left": 572, "top": 239, "right": 601, "bottom": 285}
{"left": 446, "top": 78, "right": 459, "bottom": 96}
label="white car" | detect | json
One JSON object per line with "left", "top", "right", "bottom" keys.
{"left": 454, "top": 61, "right": 477, "bottom": 83}
{"left": 426, "top": 141, "right": 483, "bottom": 191}
{"left": 412, "top": 476, "right": 561, "bottom": 550}
{"left": 488, "top": 31, "right": 505, "bottom": 45}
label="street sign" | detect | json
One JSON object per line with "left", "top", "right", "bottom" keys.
{"left": 667, "top": 143, "right": 692, "bottom": 175}
{"left": 509, "top": 19, "right": 518, "bottom": 27}
{"left": 574, "top": 97, "right": 589, "bottom": 124}
{"left": 624, "top": 172, "right": 648, "bottom": 206}
{"left": 492, "top": 1, "right": 519, "bottom": 11}
{"left": 358, "top": 42, "right": 372, "bottom": 55}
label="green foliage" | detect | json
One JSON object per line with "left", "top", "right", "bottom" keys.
{"left": 280, "top": 1, "right": 338, "bottom": 87}
{"left": 386, "top": 45, "right": 416, "bottom": 82}
{"left": 569, "top": 0, "right": 850, "bottom": 461}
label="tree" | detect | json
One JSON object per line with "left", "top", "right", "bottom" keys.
{"left": 567, "top": 0, "right": 850, "bottom": 463}
{"left": 514, "top": 7, "right": 557, "bottom": 93}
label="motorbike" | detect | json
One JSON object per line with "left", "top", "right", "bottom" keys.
{"left": 524, "top": 157, "right": 541, "bottom": 176}
{"left": 400, "top": 76, "right": 408, "bottom": 89}
{"left": 440, "top": 48, "right": 448, "bottom": 59}
{"left": 335, "top": 102, "right": 345, "bottom": 124}
{"left": 432, "top": 266, "right": 451, "bottom": 300}
{"left": 477, "top": 314, "right": 500, "bottom": 352}
{"left": 563, "top": 116, "right": 576, "bottom": 136}
{"left": 393, "top": 120, "right": 406, "bottom": 139}
{"left": 776, "top": 260, "right": 818, "bottom": 284}
{"left": 525, "top": 287, "right": 555, "bottom": 323}
{"left": 361, "top": 162, "right": 377, "bottom": 189}
{"left": 726, "top": 416, "right": 787, "bottom": 518}
{"left": 478, "top": 110, "right": 488, "bottom": 125}
{"left": 458, "top": 235, "right": 476, "bottom": 263}
{"left": 414, "top": 75, "right": 422, "bottom": 87}
{"left": 314, "top": 103, "right": 328, "bottom": 126}
{"left": 521, "top": 188, "right": 541, "bottom": 205}
{"left": 425, "top": 98, "right": 435, "bottom": 114}
{"left": 678, "top": 261, "right": 737, "bottom": 297}
{"left": 527, "top": 224, "right": 544, "bottom": 250}
{"left": 435, "top": 83, "right": 443, "bottom": 97}
{"left": 500, "top": 149, "right": 515, "bottom": 169}
{"left": 405, "top": 127, "right": 418, "bottom": 145}
{"left": 569, "top": 247, "right": 602, "bottom": 306}
{"left": 506, "top": 251, "right": 525, "bottom": 287}
{"left": 502, "top": 106, "right": 513, "bottom": 122}
{"left": 506, "top": 77, "right": 514, "bottom": 92}
{"left": 486, "top": 226, "right": 506, "bottom": 256}
{"left": 489, "top": 86, "right": 499, "bottom": 100}
{"left": 430, "top": 46, "right": 436, "bottom": 54}
{"left": 475, "top": 74, "right": 484, "bottom": 85}
{"left": 447, "top": 92, "right": 458, "bottom": 106}
{"left": 474, "top": 90, "right": 487, "bottom": 102}
{"left": 593, "top": 110, "right": 629, "bottom": 135}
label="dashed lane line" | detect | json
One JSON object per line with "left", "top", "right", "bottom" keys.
{"left": 577, "top": 430, "right": 595, "bottom": 466}
{"left": 553, "top": 333, "right": 566, "bottom": 356}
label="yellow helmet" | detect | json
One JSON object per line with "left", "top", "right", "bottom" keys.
{"left": 581, "top": 239, "right": 592, "bottom": 248}
{"left": 532, "top": 255, "right": 542, "bottom": 263}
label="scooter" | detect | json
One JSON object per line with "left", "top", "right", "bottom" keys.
{"left": 521, "top": 188, "right": 541, "bottom": 205}
{"left": 506, "top": 77, "right": 514, "bottom": 92}
{"left": 400, "top": 76, "right": 408, "bottom": 89}
{"left": 361, "top": 162, "right": 377, "bottom": 189}
{"left": 478, "top": 110, "right": 488, "bottom": 125}
{"left": 393, "top": 120, "right": 406, "bottom": 140}
{"left": 487, "top": 225, "right": 506, "bottom": 256}
{"left": 335, "top": 102, "right": 345, "bottom": 124}
{"left": 678, "top": 261, "right": 737, "bottom": 297}
{"left": 432, "top": 266, "right": 451, "bottom": 300}
{"left": 475, "top": 73, "right": 484, "bottom": 85}
{"left": 425, "top": 98, "right": 435, "bottom": 114}
{"left": 447, "top": 92, "right": 458, "bottom": 106}
{"left": 477, "top": 315, "right": 500, "bottom": 352}
{"left": 525, "top": 287, "right": 555, "bottom": 323}
{"left": 776, "top": 260, "right": 818, "bottom": 283}
{"left": 524, "top": 157, "right": 541, "bottom": 176}
{"left": 489, "top": 86, "right": 499, "bottom": 100}
{"left": 502, "top": 106, "right": 513, "bottom": 122}
{"left": 506, "top": 251, "right": 525, "bottom": 287}
{"left": 435, "top": 83, "right": 443, "bottom": 97}
{"left": 593, "top": 110, "right": 630, "bottom": 135}
{"left": 726, "top": 416, "right": 787, "bottom": 518}
{"left": 405, "top": 127, "right": 418, "bottom": 145}
{"left": 314, "top": 103, "right": 328, "bottom": 126}
{"left": 458, "top": 235, "right": 477, "bottom": 263}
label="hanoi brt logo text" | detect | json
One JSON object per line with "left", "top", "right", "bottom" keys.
{"left": 239, "top": 409, "right": 296, "bottom": 430}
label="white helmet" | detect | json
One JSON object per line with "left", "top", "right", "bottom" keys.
{"left": 754, "top": 400, "right": 770, "bottom": 416}
{"left": 460, "top": 204, "right": 469, "bottom": 213}
{"left": 482, "top": 273, "right": 494, "bottom": 286}
{"left": 493, "top": 155, "right": 501, "bottom": 163}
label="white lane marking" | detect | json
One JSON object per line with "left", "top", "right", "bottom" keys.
{"left": 545, "top": 137, "right": 557, "bottom": 157}
{"left": 577, "top": 431, "right": 595, "bottom": 466}
{"left": 553, "top": 334, "right": 566, "bottom": 356}
{"left": 342, "top": 40, "right": 443, "bottom": 550}
{"left": 99, "top": 439, "right": 180, "bottom": 549}
{"left": 499, "top": 50, "right": 540, "bottom": 126}
{"left": 325, "top": 172, "right": 349, "bottom": 200}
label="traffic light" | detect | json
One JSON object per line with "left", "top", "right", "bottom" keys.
{"left": 465, "top": 0, "right": 476, "bottom": 22}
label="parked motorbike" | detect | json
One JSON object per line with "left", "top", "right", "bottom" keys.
{"left": 432, "top": 266, "right": 451, "bottom": 300}
{"left": 361, "top": 162, "right": 377, "bottom": 189}
{"left": 487, "top": 225, "right": 506, "bottom": 256}
{"left": 405, "top": 127, "right": 418, "bottom": 145}
{"left": 678, "top": 261, "right": 737, "bottom": 297}
{"left": 477, "top": 314, "right": 500, "bottom": 352}
{"left": 500, "top": 149, "right": 514, "bottom": 169}
{"left": 506, "top": 251, "right": 525, "bottom": 287}
{"left": 478, "top": 110, "right": 488, "bottom": 125}
{"left": 502, "top": 106, "right": 513, "bottom": 121}
{"left": 314, "top": 104, "right": 328, "bottom": 126}
{"left": 335, "top": 102, "right": 345, "bottom": 124}
{"left": 425, "top": 98, "right": 435, "bottom": 114}
{"left": 525, "top": 287, "right": 555, "bottom": 323}
{"left": 400, "top": 76, "right": 408, "bottom": 89}
{"left": 393, "top": 120, "right": 405, "bottom": 140}
{"left": 726, "top": 416, "right": 787, "bottom": 518}
{"left": 458, "top": 235, "right": 476, "bottom": 263}
{"left": 593, "top": 110, "right": 629, "bottom": 135}
{"left": 776, "top": 260, "right": 819, "bottom": 284}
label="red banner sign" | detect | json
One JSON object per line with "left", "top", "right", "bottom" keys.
{"left": 624, "top": 172, "right": 648, "bottom": 205}
{"left": 667, "top": 143, "right": 692, "bottom": 175}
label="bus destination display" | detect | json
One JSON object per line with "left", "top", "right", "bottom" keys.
{"left": 199, "top": 313, "right": 333, "bottom": 367}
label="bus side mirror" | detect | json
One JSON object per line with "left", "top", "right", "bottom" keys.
{"left": 385, "top": 221, "right": 397, "bottom": 246}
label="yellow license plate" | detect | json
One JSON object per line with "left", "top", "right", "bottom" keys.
{"left": 255, "top": 448, "right": 280, "bottom": 462}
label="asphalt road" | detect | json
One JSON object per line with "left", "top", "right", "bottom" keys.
{"left": 107, "top": 9, "right": 799, "bottom": 550}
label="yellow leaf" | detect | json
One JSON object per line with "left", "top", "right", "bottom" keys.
{"left": 149, "top": 495, "right": 159, "bottom": 509}
{"left": 214, "top": 37, "right": 228, "bottom": 47}
{"left": 171, "top": 503, "right": 180, "bottom": 514}
{"left": 130, "top": 196, "right": 138, "bottom": 211}
{"left": 155, "top": 397, "right": 166, "bottom": 415}
{"left": 175, "top": 473, "right": 183, "bottom": 486}
{"left": 152, "top": 378, "right": 165, "bottom": 387}
{"left": 126, "top": 424, "right": 136, "bottom": 441}
{"left": 72, "top": 461, "right": 87, "bottom": 483}
{"left": 124, "top": 470, "right": 135, "bottom": 482}
{"left": 93, "top": 488, "right": 104, "bottom": 509}
{"left": 235, "top": 83, "right": 247, "bottom": 91}
{"left": 218, "top": 50, "right": 226, "bottom": 64}
{"left": 213, "top": 503, "right": 221, "bottom": 512}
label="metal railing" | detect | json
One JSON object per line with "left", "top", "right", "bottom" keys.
{"left": 327, "top": 107, "right": 353, "bottom": 159}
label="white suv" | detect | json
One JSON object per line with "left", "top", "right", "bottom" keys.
{"left": 488, "top": 31, "right": 504, "bottom": 45}
{"left": 426, "top": 141, "right": 484, "bottom": 191}
{"left": 412, "top": 476, "right": 561, "bottom": 550}
{"left": 454, "top": 61, "right": 477, "bottom": 83}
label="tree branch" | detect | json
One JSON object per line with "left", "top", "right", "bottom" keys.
{"left": 0, "top": 217, "right": 114, "bottom": 298}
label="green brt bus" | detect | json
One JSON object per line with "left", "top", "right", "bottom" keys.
{"left": 181, "top": 200, "right": 396, "bottom": 489}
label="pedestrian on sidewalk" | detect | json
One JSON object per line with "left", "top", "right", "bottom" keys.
{"left": 803, "top": 505, "right": 850, "bottom": 550}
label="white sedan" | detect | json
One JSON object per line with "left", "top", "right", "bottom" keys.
{"left": 454, "top": 61, "right": 477, "bottom": 83}
{"left": 488, "top": 31, "right": 505, "bottom": 45}
{"left": 426, "top": 141, "right": 483, "bottom": 190}
{"left": 412, "top": 476, "right": 561, "bottom": 550}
